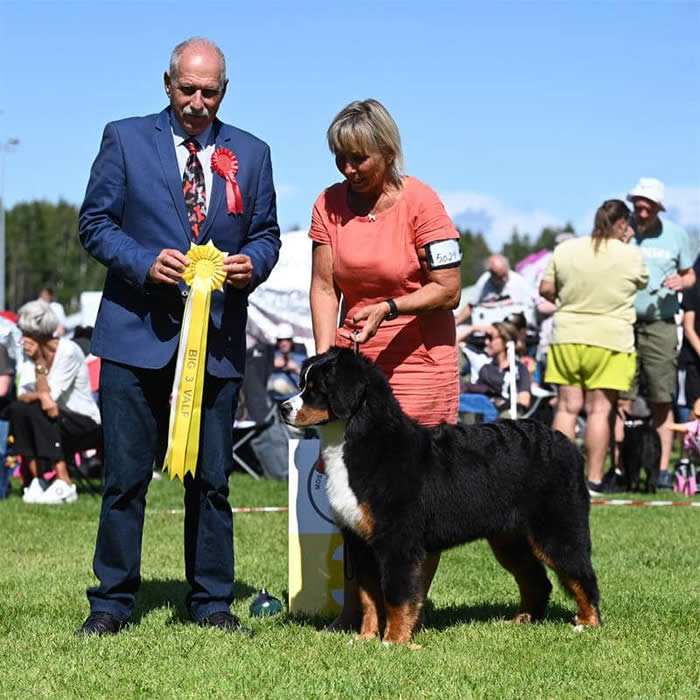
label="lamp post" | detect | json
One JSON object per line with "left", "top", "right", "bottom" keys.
{"left": 0, "top": 138, "right": 20, "bottom": 311}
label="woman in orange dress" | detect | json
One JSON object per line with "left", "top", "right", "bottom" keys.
{"left": 309, "top": 99, "right": 462, "bottom": 630}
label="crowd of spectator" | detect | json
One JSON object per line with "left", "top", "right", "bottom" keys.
{"left": 455, "top": 177, "right": 697, "bottom": 497}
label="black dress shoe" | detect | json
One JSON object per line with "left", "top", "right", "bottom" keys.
{"left": 198, "top": 611, "right": 253, "bottom": 635}
{"left": 75, "top": 612, "right": 124, "bottom": 637}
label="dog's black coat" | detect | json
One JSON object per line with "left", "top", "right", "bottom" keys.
{"left": 620, "top": 417, "right": 661, "bottom": 493}
{"left": 282, "top": 348, "right": 601, "bottom": 642}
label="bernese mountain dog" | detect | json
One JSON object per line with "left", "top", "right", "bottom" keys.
{"left": 280, "top": 347, "right": 601, "bottom": 644}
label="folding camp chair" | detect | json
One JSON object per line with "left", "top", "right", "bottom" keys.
{"left": 232, "top": 420, "right": 263, "bottom": 479}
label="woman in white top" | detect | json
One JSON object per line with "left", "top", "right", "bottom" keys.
{"left": 9, "top": 301, "right": 101, "bottom": 505}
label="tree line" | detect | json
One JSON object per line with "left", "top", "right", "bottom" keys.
{"left": 3, "top": 200, "right": 577, "bottom": 313}
{"left": 457, "top": 223, "right": 575, "bottom": 289}
{"left": 4, "top": 201, "right": 106, "bottom": 313}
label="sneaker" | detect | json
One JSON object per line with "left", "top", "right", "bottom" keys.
{"left": 22, "top": 478, "right": 45, "bottom": 504}
{"left": 37, "top": 479, "right": 78, "bottom": 504}
{"left": 656, "top": 469, "right": 674, "bottom": 491}
{"left": 599, "top": 469, "right": 628, "bottom": 493}
{"left": 587, "top": 480, "right": 604, "bottom": 497}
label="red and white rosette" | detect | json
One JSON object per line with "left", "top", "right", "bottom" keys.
{"left": 211, "top": 147, "right": 244, "bottom": 214}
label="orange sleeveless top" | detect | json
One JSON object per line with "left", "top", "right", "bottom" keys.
{"left": 309, "top": 177, "right": 458, "bottom": 426}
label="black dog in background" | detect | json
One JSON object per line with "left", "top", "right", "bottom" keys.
{"left": 620, "top": 415, "right": 661, "bottom": 493}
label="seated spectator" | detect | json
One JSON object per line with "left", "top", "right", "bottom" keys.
{"left": 455, "top": 254, "right": 538, "bottom": 327}
{"left": 266, "top": 322, "right": 305, "bottom": 396}
{"left": 10, "top": 301, "right": 101, "bottom": 505}
{"left": 461, "top": 321, "right": 531, "bottom": 417}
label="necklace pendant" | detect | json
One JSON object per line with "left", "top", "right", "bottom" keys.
{"left": 368, "top": 213, "right": 376, "bottom": 222}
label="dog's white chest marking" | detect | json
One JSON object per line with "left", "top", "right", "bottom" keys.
{"left": 319, "top": 422, "right": 362, "bottom": 533}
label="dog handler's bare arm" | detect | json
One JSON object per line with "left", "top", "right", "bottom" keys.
{"left": 310, "top": 242, "right": 341, "bottom": 353}
{"left": 347, "top": 261, "right": 461, "bottom": 345}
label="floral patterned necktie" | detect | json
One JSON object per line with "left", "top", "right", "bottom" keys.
{"left": 183, "top": 138, "right": 206, "bottom": 238}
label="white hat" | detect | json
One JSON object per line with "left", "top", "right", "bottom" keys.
{"left": 276, "top": 322, "right": 294, "bottom": 340}
{"left": 627, "top": 177, "right": 666, "bottom": 211}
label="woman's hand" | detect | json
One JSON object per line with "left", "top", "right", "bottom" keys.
{"left": 39, "top": 393, "right": 59, "bottom": 418}
{"left": 339, "top": 302, "right": 390, "bottom": 344}
{"left": 620, "top": 226, "right": 634, "bottom": 244}
{"left": 21, "top": 336, "right": 40, "bottom": 361}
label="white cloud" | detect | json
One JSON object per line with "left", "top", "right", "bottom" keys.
{"left": 439, "top": 190, "right": 563, "bottom": 249}
{"left": 442, "top": 183, "right": 700, "bottom": 251}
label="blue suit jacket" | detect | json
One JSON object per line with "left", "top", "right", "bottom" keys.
{"left": 79, "top": 108, "right": 281, "bottom": 378}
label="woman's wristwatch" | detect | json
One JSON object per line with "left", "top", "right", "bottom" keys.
{"left": 35, "top": 363, "right": 49, "bottom": 375}
{"left": 384, "top": 298, "right": 399, "bottom": 320}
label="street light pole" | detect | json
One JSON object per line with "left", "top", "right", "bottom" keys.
{"left": 0, "top": 138, "right": 20, "bottom": 311}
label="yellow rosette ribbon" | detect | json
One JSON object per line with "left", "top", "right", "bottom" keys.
{"left": 164, "top": 241, "right": 227, "bottom": 481}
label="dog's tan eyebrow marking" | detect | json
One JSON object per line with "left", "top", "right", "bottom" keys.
{"left": 299, "top": 361, "right": 317, "bottom": 394}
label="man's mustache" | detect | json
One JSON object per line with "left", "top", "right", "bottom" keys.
{"left": 182, "top": 105, "right": 210, "bottom": 118}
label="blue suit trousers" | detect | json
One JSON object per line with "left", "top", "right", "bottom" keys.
{"left": 87, "top": 358, "right": 241, "bottom": 621}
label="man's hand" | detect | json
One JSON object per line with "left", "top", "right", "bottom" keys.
{"left": 662, "top": 273, "right": 685, "bottom": 291}
{"left": 223, "top": 254, "right": 253, "bottom": 289}
{"left": 148, "top": 249, "right": 190, "bottom": 285}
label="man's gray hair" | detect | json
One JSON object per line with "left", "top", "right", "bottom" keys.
{"left": 169, "top": 37, "right": 227, "bottom": 89}
{"left": 17, "top": 300, "right": 59, "bottom": 338}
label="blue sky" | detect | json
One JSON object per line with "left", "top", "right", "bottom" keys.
{"left": 1, "top": 0, "right": 698, "bottom": 248}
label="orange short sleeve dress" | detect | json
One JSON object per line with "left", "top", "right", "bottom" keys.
{"left": 309, "top": 176, "right": 459, "bottom": 426}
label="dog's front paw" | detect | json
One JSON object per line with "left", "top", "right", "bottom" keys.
{"left": 510, "top": 612, "right": 534, "bottom": 624}
{"left": 354, "top": 630, "right": 379, "bottom": 642}
{"left": 574, "top": 613, "right": 601, "bottom": 628}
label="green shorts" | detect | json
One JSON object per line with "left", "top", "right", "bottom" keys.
{"left": 619, "top": 318, "right": 678, "bottom": 403}
{"left": 545, "top": 343, "right": 636, "bottom": 392}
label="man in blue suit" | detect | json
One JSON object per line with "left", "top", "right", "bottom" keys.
{"left": 76, "top": 37, "right": 281, "bottom": 636}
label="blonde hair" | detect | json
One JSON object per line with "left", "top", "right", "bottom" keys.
{"left": 492, "top": 321, "right": 519, "bottom": 345}
{"left": 327, "top": 99, "right": 404, "bottom": 187}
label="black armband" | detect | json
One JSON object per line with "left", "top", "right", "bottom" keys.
{"left": 424, "top": 239, "right": 462, "bottom": 269}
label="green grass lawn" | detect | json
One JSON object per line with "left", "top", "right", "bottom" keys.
{"left": 1, "top": 472, "right": 698, "bottom": 699}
